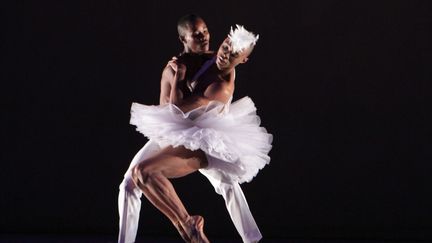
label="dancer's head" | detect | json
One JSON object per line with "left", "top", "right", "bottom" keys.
{"left": 177, "top": 14, "right": 210, "bottom": 54}
{"left": 216, "top": 25, "right": 259, "bottom": 71}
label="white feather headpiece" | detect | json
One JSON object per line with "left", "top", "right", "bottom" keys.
{"left": 228, "top": 24, "right": 259, "bottom": 53}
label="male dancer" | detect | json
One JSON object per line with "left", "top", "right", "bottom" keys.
{"left": 118, "top": 14, "right": 211, "bottom": 243}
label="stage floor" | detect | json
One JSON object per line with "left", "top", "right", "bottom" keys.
{"left": 0, "top": 235, "right": 425, "bottom": 243}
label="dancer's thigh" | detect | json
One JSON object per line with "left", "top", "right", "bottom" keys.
{"left": 139, "top": 145, "right": 208, "bottom": 179}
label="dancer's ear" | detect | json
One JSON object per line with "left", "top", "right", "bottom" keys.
{"left": 179, "top": 35, "right": 186, "bottom": 44}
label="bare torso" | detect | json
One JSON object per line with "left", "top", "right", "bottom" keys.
{"left": 161, "top": 53, "right": 235, "bottom": 113}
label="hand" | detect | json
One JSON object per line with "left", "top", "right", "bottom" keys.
{"left": 168, "top": 59, "right": 186, "bottom": 82}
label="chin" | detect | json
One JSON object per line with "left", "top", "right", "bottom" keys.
{"left": 216, "top": 62, "right": 227, "bottom": 70}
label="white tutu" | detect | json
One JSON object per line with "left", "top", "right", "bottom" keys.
{"left": 130, "top": 96, "right": 272, "bottom": 184}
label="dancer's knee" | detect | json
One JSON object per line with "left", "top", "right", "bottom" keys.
{"left": 132, "top": 161, "right": 158, "bottom": 186}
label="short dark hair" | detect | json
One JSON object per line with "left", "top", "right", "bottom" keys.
{"left": 177, "top": 14, "right": 203, "bottom": 37}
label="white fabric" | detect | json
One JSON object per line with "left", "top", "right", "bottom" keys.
{"left": 118, "top": 140, "right": 160, "bottom": 243}
{"left": 130, "top": 96, "right": 272, "bottom": 184}
{"left": 118, "top": 96, "right": 272, "bottom": 243}
{"left": 199, "top": 168, "right": 263, "bottom": 242}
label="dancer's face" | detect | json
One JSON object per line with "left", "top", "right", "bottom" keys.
{"left": 181, "top": 19, "right": 210, "bottom": 54}
{"left": 216, "top": 38, "right": 251, "bottom": 70}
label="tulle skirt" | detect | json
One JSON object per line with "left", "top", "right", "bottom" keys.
{"left": 130, "top": 96, "right": 272, "bottom": 184}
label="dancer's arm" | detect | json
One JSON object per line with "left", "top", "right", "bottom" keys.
{"left": 159, "top": 65, "right": 174, "bottom": 105}
{"left": 160, "top": 59, "right": 187, "bottom": 105}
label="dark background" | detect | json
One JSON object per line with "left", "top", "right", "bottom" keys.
{"left": 1, "top": 0, "right": 431, "bottom": 241}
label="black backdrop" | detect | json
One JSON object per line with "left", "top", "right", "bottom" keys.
{"left": 2, "top": 0, "right": 431, "bottom": 241}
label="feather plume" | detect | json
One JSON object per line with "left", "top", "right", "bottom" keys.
{"left": 228, "top": 25, "right": 259, "bottom": 53}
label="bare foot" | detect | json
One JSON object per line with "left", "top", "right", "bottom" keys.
{"left": 180, "top": 215, "right": 210, "bottom": 243}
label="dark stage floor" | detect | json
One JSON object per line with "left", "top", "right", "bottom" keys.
{"left": 0, "top": 235, "right": 427, "bottom": 243}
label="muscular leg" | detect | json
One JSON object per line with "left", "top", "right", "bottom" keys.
{"left": 119, "top": 139, "right": 161, "bottom": 243}
{"left": 132, "top": 145, "right": 210, "bottom": 242}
